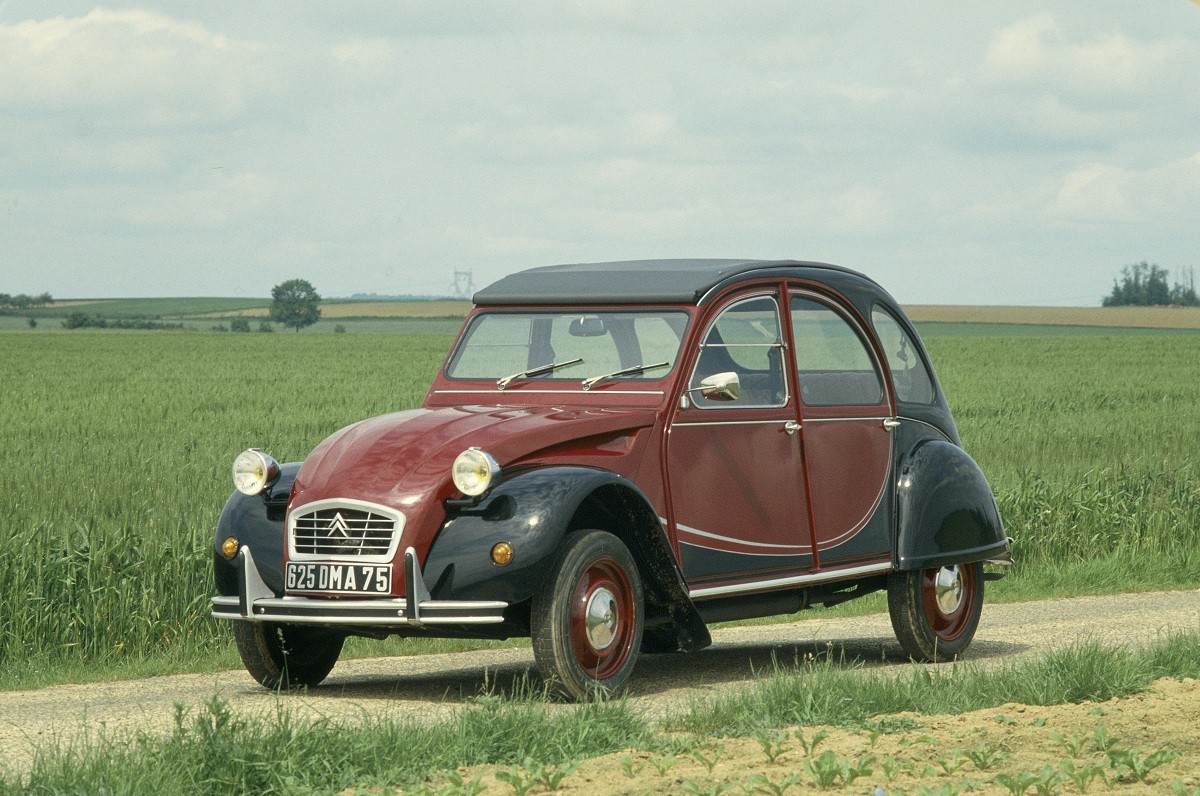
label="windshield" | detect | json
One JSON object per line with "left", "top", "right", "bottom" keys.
{"left": 447, "top": 310, "right": 690, "bottom": 383}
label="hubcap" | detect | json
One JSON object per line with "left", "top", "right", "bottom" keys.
{"left": 584, "top": 586, "right": 619, "bottom": 650}
{"left": 934, "top": 566, "right": 964, "bottom": 614}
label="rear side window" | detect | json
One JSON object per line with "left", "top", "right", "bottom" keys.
{"left": 871, "top": 306, "right": 936, "bottom": 404}
{"left": 790, "top": 297, "right": 884, "bottom": 406}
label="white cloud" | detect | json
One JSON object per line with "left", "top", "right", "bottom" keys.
{"left": 1053, "top": 152, "right": 1200, "bottom": 226}
{"left": 982, "top": 14, "right": 1185, "bottom": 101}
{"left": 0, "top": 9, "right": 277, "bottom": 126}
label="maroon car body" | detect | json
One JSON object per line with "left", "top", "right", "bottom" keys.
{"left": 213, "top": 259, "right": 1010, "bottom": 699}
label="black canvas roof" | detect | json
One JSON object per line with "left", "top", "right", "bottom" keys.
{"left": 472, "top": 258, "right": 875, "bottom": 306}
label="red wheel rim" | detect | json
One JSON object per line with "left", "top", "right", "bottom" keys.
{"left": 568, "top": 556, "right": 635, "bottom": 680}
{"left": 920, "top": 564, "right": 977, "bottom": 642}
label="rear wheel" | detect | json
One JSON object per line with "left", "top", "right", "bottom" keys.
{"left": 887, "top": 562, "right": 983, "bottom": 662}
{"left": 531, "top": 530, "right": 644, "bottom": 700}
{"left": 232, "top": 621, "right": 344, "bottom": 689}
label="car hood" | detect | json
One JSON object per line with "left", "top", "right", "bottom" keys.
{"left": 289, "top": 404, "right": 657, "bottom": 518}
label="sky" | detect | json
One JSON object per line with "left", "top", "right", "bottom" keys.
{"left": 1, "top": 3, "right": 1197, "bottom": 305}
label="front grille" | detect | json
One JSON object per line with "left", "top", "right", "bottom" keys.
{"left": 291, "top": 505, "right": 399, "bottom": 557}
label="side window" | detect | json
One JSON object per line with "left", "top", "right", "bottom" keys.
{"left": 871, "top": 306, "right": 936, "bottom": 404}
{"left": 790, "top": 297, "right": 884, "bottom": 406}
{"left": 690, "top": 295, "right": 786, "bottom": 408}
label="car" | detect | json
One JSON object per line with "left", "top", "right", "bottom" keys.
{"left": 211, "top": 258, "right": 1011, "bottom": 700}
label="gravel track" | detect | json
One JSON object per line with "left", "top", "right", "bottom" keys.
{"left": 3, "top": 589, "right": 1198, "bottom": 775}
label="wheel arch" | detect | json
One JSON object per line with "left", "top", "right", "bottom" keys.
{"left": 427, "top": 466, "right": 711, "bottom": 651}
{"left": 566, "top": 481, "right": 711, "bottom": 653}
{"left": 894, "top": 439, "right": 1009, "bottom": 572}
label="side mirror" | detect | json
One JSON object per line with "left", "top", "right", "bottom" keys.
{"left": 689, "top": 372, "right": 740, "bottom": 402}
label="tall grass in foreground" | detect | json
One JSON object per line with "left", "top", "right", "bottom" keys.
{"left": 1, "top": 329, "right": 1198, "bottom": 684}
{"left": 6, "top": 633, "right": 1200, "bottom": 794}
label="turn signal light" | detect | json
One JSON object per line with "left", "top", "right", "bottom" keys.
{"left": 491, "top": 542, "right": 514, "bottom": 566}
{"left": 222, "top": 537, "right": 239, "bottom": 560}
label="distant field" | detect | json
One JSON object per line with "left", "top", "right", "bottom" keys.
{"left": 24, "top": 297, "right": 270, "bottom": 319}
{"left": 903, "top": 304, "right": 1200, "bottom": 329}
{"left": 12, "top": 298, "right": 1200, "bottom": 328}
{"left": 186, "top": 299, "right": 471, "bottom": 320}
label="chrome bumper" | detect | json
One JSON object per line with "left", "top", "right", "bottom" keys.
{"left": 211, "top": 545, "right": 507, "bottom": 627}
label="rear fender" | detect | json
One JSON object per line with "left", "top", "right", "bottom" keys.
{"left": 895, "top": 440, "right": 1008, "bottom": 571}
{"left": 212, "top": 462, "right": 299, "bottom": 596}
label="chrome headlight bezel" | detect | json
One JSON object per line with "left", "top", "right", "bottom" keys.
{"left": 232, "top": 448, "right": 281, "bottom": 496}
{"left": 452, "top": 447, "right": 500, "bottom": 497}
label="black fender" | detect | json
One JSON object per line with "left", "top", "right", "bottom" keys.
{"left": 212, "top": 462, "right": 300, "bottom": 597}
{"left": 424, "top": 466, "right": 711, "bottom": 652}
{"left": 895, "top": 439, "right": 1008, "bottom": 571}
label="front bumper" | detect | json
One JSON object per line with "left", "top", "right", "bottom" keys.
{"left": 211, "top": 545, "right": 507, "bottom": 627}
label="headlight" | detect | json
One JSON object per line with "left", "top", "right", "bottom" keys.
{"left": 232, "top": 448, "right": 281, "bottom": 496}
{"left": 452, "top": 448, "right": 500, "bottom": 497}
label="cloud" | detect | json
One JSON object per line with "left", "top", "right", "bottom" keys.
{"left": 1053, "top": 152, "right": 1200, "bottom": 226}
{"left": 0, "top": 9, "right": 280, "bottom": 127}
{"left": 982, "top": 13, "right": 1185, "bottom": 103}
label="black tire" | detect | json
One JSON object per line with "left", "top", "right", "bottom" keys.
{"left": 887, "top": 561, "right": 983, "bottom": 662}
{"left": 232, "top": 621, "right": 344, "bottom": 689}
{"left": 531, "top": 530, "right": 644, "bottom": 701}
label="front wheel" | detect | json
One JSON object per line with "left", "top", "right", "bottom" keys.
{"left": 232, "top": 621, "right": 344, "bottom": 689}
{"left": 887, "top": 562, "right": 983, "bottom": 662}
{"left": 531, "top": 530, "right": 644, "bottom": 701}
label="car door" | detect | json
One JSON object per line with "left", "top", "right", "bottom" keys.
{"left": 665, "top": 288, "right": 815, "bottom": 587}
{"left": 788, "top": 291, "right": 894, "bottom": 566}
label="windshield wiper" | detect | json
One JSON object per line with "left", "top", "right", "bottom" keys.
{"left": 496, "top": 358, "right": 584, "bottom": 390}
{"left": 581, "top": 361, "right": 670, "bottom": 391}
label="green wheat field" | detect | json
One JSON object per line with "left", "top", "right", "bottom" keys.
{"left": 1, "top": 321, "right": 1198, "bottom": 687}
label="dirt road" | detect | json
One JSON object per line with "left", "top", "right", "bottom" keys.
{"left": 3, "top": 590, "right": 1199, "bottom": 776}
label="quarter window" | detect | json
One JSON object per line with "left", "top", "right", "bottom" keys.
{"left": 871, "top": 306, "right": 936, "bottom": 404}
{"left": 790, "top": 297, "right": 884, "bottom": 406}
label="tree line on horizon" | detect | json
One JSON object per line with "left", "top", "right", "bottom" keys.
{"left": 0, "top": 292, "right": 53, "bottom": 310}
{"left": 1103, "top": 262, "right": 1198, "bottom": 308}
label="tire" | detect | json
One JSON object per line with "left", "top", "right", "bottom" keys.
{"left": 531, "top": 530, "right": 644, "bottom": 701}
{"left": 232, "top": 621, "right": 344, "bottom": 689}
{"left": 887, "top": 561, "right": 983, "bottom": 662}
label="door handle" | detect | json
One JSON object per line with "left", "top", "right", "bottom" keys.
{"left": 883, "top": 418, "right": 901, "bottom": 430}
{"left": 784, "top": 420, "right": 801, "bottom": 435}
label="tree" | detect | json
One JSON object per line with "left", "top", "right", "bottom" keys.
{"left": 1102, "top": 262, "right": 1198, "bottom": 307}
{"left": 269, "top": 279, "right": 322, "bottom": 332}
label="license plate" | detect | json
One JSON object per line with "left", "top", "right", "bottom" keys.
{"left": 285, "top": 562, "right": 392, "bottom": 595}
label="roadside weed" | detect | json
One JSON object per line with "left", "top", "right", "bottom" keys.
{"left": 619, "top": 755, "right": 645, "bottom": 778}
{"left": 690, "top": 743, "right": 726, "bottom": 773}
{"left": 744, "top": 772, "right": 800, "bottom": 795}
{"left": 752, "top": 729, "right": 789, "bottom": 763}
{"left": 1057, "top": 759, "right": 1107, "bottom": 792}
{"left": 964, "top": 741, "right": 1008, "bottom": 771}
{"left": 1107, "top": 747, "right": 1179, "bottom": 783}
{"left": 1048, "top": 731, "right": 1087, "bottom": 758}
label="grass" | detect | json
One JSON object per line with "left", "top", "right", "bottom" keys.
{"left": 672, "top": 631, "right": 1200, "bottom": 736}
{"left": 1, "top": 325, "right": 1199, "bottom": 690}
{"left": 7, "top": 688, "right": 649, "bottom": 794}
{"left": 905, "top": 304, "right": 1200, "bottom": 329}
{"left": 5, "top": 632, "right": 1200, "bottom": 794}
{"left": 8, "top": 298, "right": 271, "bottom": 319}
